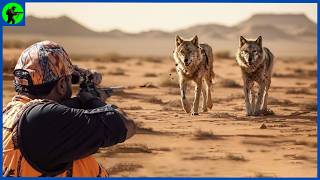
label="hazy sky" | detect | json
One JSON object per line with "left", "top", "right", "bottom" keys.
{"left": 26, "top": 3, "right": 317, "bottom": 33}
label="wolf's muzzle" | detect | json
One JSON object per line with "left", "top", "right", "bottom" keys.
{"left": 248, "top": 57, "right": 252, "bottom": 65}
{"left": 184, "top": 58, "right": 191, "bottom": 66}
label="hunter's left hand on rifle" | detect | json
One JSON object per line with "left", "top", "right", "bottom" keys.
{"left": 71, "top": 65, "right": 110, "bottom": 101}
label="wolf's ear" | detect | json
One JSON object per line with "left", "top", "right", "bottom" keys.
{"left": 176, "top": 35, "right": 184, "bottom": 47}
{"left": 191, "top": 35, "right": 199, "bottom": 46}
{"left": 256, "top": 36, "right": 262, "bottom": 47}
{"left": 240, "top": 36, "right": 247, "bottom": 47}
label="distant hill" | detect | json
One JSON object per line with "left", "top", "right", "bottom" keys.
{"left": 174, "top": 24, "right": 236, "bottom": 39}
{"left": 4, "top": 13, "right": 316, "bottom": 40}
{"left": 4, "top": 15, "right": 97, "bottom": 36}
{"left": 236, "top": 14, "right": 317, "bottom": 37}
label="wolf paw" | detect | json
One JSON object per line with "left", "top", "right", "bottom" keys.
{"left": 207, "top": 102, "right": 213, "bottom": 109}
{"left": 246, "top": 111, "right": 254, "bottom": 116}
{"left": 253, "top": 111, "right": 261, "bottom": 116}
{"left": 191, "top": 112, "right": 199, "bottom": 116}
{"left": 261, "top": 109, "right": 275, "bottom": 116}
{"left": 183, "top": 108, "right": 191, "bottom": 114}
{"left": 202, "top": 108, "right": 208, "bottom": 112}
{"left": 182, "top": 104, "right": 191, "bottom": 113}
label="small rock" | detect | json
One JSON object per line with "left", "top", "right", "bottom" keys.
{"left": 260, "top": 123, "right": 267, "bottom": 129}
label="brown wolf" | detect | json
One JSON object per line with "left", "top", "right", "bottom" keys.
{"left": 173, "top": 35, "right": 215, "bottom": 115}
{"left": 236, "top": 36, "right": 274, "bottom": 116}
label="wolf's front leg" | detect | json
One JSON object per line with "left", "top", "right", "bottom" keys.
{"left": 205, "top": 74, "right": 213, "bottom": 109}
{"left": 192, "top": 80, "right": 202, "bottom": 115}
{"left": 262, "top": 79, "right": 271, "bottom": 112}
{"left": 201, "top": 83, "right": 208, "bottom": 112}
{"left": 243, "top": 81, "right": 254, "bottom": 116}
{"left": 254, "top": 82, "right": 266, "bottom": 115}
{"left": 179, "top": 79, "right": 191, "bottom": 113}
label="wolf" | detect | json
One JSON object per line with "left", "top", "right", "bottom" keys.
{"left": 173, "top": 35, "right": 215, "bottom": 115}
{"left": 236, "top": 36, "right": 274, "bottom": 116}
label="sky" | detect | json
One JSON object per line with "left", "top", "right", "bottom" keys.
{"left": 26, "top": 3, "right": 317, "bottom": 33}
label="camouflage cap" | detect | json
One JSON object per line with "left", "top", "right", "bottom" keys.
{"left": 14, "top": 41, "right": 74, "bottom": 86}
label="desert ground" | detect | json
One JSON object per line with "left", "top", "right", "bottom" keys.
{"left": 3, "top": 48, "right": 317, "bottom": 177}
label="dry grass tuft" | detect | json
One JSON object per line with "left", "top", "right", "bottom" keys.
{"left": 283, "top": 154, "right": 311, "bottom": 161}
{"left": 95, "top": 65, "right": 107, "bottom": 70}
{"left": 98, "top": 144, "right": 152, "bottom": 156}
{"left": 218, "top": 79, "right": 242, "bottom": 88}
{"left": 139, "top": 56, "right": 163, "bottom": 63}
{"left": 225, "top": 153, "right": 248, "bottom": 161}
{"left": 145, "top": 97, "right": 164, "bottom": 104}
{"left": 193, "top": 129, "right": 223, "bottom": 140}
{"left": 123, "top": 106, "right": 143, "bottom": 110}
{"left": 108, "top": 163, "right": 143, "bottom": 175}
{"left": 254, "top": 172, "right": 276, "bottom": 177}
{"left": 136, "top": 122, "right": 164, "bottom": 135}
{"left": 144, "top": 73, "right": 158, "bottom": 77}
{"left": 286, "top": 88, "right": 313, "bottom": 95}
{"left": 108, "top": 68, "right": 126, "bottom": 76}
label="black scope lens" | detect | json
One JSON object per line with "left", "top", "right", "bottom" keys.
{"left": 71, "top": 72, "right": 80, "bottom": 84}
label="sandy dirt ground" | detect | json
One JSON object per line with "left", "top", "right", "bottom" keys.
{"left": 4, "top": 35, "right": 317, "bottom": 58}
{"left": 3, "top": 48, "right": 317, "bottom": 177}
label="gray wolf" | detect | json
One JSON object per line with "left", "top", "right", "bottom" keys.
{"left": 236, "top": 36, "right": 274, "bottom": 116}
{"left": 173, "top": 35, "right": 215, "bottom": 115}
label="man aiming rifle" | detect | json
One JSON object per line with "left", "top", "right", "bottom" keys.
{"left": 3, "top": 41, "right": 136, "bottom": 177}
{"left": 6, "top": 6, "right": 23, "bottom": 24}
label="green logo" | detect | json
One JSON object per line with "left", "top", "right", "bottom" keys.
{"left": 2, "top": 2, "right": 24, "bottom": 24}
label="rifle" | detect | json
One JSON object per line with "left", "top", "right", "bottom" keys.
{"left": 14, "top": 12, "right": 23, "bottom": 16}
{"left": 71, "top": 69, "right": 124, "bottom": 99}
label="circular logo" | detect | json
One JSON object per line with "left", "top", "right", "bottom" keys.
{"left": 2, "top": 2, "right": 24, "bottom": 24}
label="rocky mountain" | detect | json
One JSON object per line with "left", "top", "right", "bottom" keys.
{"left": 4, "top": 14, "right": 316, "bottom": 40}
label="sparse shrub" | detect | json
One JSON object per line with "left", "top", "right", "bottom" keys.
{"left": 108, "top": 163, "right": 143, "bottom": 175}
{"left": 140, "top": 56, "right": 163, "bottom": 63}
{"left": 286, "top": 88, "right": 313, "bottom": 95}
{"left": 193, "top": 129, "right": 222, "bottom": 140}
{"left": 108, "top": 68, "right": 126, "bottom": 76}
{"left": 123, "top": 106, "right": 143, "bottom": 110}
{"left": 226, "top": 153, "right": 248, "bottom": 161}
{"left": 145, "top": 97, "right": 164, "bottom": 104}
{"left": 95, "top": 65, "right": 107, "bottom": 70}
{"left": 144, "top": 73, "right": 157, "bottom": 77}
{"left": 218, "top": 78, "right": 241, "bottom": 88}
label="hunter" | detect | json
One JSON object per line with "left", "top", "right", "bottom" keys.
{"left": 3, "top": 41, "right": 136, "bottom": 177}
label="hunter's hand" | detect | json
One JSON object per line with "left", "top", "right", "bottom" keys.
{"left": 77, "top": 92, "right": 97, "bottom": 105}
{"left": 96, "top": 89, "right": 109, "bottom": 102}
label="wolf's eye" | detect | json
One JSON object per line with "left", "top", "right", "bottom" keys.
{"left": 242, "top": 50, "right": 248, "bottom": 54}
{"left": 253, "top": 50, "right": 257, "bottom": 53}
